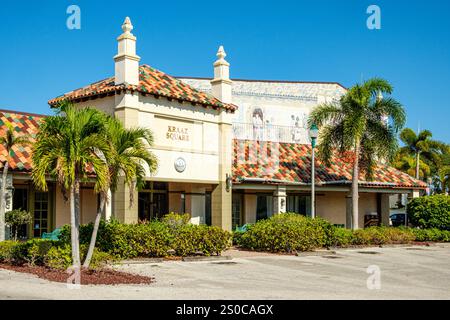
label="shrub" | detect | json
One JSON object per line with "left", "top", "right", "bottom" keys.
{"left": 383, "top": 227, "right": 416, "bottom": 244}
{"left": 238, "top": 213, "right": 329, "bottom": 253}
{"left": 171, "top": 224, "right": 231, "bottom": 256}
{"left": 0, "top": 241, "right": 18, "bottom": 263}
{"left": 86, "top": 249, "right": 116, "bottom": 270}
{"left": 411, "top": 228, "right": 450, "bottom": 242}
{"left": 5, "top": 209, "right": 32, "bottom": 241}
{"left": 352, "top": 227, "right": 415, "bottom": 245}
{"left": 45, "top": 245, "right": 72, "bottom": 270}
{"left": 123, "top": 222, "right": 173, "bottom": 258}
{"left": 352, "top": 227, "right": 388, "bottom": 245}
{"left": 232, "top": 230, "right": 245, "bottom": 246}
{"left": 26, "top": 239, "right": 56, "bottom": 266}
{"left": 407, "top": 195, "right": 450, "bottom": 230}
{"left": 161, "top": 213, "right": 191, "bottom": 228}
{"left": 60, "top": 218, "right": 231, "bottom": 258}
{"left": 328, "top": 227, "right": 354, "bottom": 247}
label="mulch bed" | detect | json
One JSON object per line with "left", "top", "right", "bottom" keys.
{"left": 0, "top": 263, "right": 153, "bottom": 285}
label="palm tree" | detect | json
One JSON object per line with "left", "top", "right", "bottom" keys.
{"left": 398, "top": 128, "right": 447, "bottom": 180}
{"left": 309, "top": 78, "right": 406, "bottom": 230}
{"left": 0, "top": 122, "right": 31, "bottom": 241}
{"left": 32, "top": 103, "right": 110, "bottom": 269}
{"left": 83, "top": 117, "right": 157, "bottom": 268}
{"left": 435, "top": 150, "right": 450, "bottom": 194}
{"left": 393, "top": 151, "right": 431, "bottom": 180}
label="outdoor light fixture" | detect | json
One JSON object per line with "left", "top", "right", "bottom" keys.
{"left": 309, "top": 124, "right": 319, "bottom": 219}
{"left": 309, "top": 124, "right": 319, "bottom": 148}
{"left": 226, "top": 174, "right": 232, "bottom": 192}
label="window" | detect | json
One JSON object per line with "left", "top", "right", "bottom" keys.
{"left": 13, "top": 188, "right": 29, "bottom": 240}
{"left": 256, "top": 195, "right": 273, "bottom": 221}
{"left": 180, "top": 193, "right": 186, "bottom": 214}
{"left": 33, "top": 192, "right": 49, "bottom": 238}
{"left": 138, "top": 182, "right": 168, "bottom": 221}
{"left": 232, "top": 194, "right": 243, "bottom": 230}
{"left": 287, "top": 195, "right": 311, "bottom": 216}
{"left": 205, "top": 192, "right": 212, "bottom": 226}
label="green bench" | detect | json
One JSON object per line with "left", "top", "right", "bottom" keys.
{"left": 235, "top": 224, "right": 252, "bottom": 232}
{"left": 41, "top": 228, "right": 62, "bottom": 241}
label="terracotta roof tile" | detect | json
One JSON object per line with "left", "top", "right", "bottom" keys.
{"left": 0, "top": 110, "right": 44, "bottom": 172}
{"left": 48, "top": 65, "right": 237, "bottom": 112}
{"left": 0, "top": 112, "right": 428, "bottom": 189}
{"left": 233, "top": 139, "right": 427, "bottom": 189}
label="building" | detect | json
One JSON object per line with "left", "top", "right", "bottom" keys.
{"left": 0, "top": 18, "right": 426, "bottom": 238}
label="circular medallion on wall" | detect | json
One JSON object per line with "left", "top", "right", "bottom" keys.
{"left": 174, "top": 157, "right": 186, "bottom": 173}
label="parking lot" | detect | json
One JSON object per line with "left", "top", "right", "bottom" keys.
{"left": 1, "top": 244, "right": 450, "bottom": 300}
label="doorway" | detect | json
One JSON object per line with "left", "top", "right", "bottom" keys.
{"left": 138, "top": 182, "right": 168, "bottom": 221}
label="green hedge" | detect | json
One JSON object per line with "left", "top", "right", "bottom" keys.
{"left": 234, "top": 213, "right": 449, "bottom": 253}
{"left": 407, "top": 195, "right": 450, "bottom": 230}
{"left": 59, "top": 219, "right": 232, "bottom": 259}
{"left": 0, "top": 239, "right": 114, "bottom": 270}
{"left": 411, "top": 228, "right": 450, "bottom": 242}
{"left": 236, "top": 213, "right": 330, "bottom": 253}
{"left": 352, "top": 227, "right": 415, "bottom": 246}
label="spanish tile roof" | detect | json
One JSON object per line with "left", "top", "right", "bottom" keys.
{"left": 0, "top": 112, "right": 427, "bottom": 189}
{"left": 233, "top": 140, "right": 427, "bottom": 189}
{"left": 0, "top": 110, "right": 44, "bottom": 172}
{"left": 48, "top": 65, "right": 237, "bottom": 112}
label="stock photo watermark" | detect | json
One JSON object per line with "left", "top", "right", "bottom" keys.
{"left": 66, "top": 5, "right": 81, "bottom": 30}
{"left": 366, "top": 265, "right": 381, "bottom": 290}
{"left": 67, "top": 265, "right": 81, "bottom": 289}
{"left": 367, "top": 4, "right": 381, "bottom": 30}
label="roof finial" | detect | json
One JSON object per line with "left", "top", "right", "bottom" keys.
{"left": 211, "top": 45, "right": 232, "bottom": 103}
{"left": 122, "top": 17, "right": 134, "bottom": 34}
{"left": 217, "top": 45, "right": 226, "bottom": 60}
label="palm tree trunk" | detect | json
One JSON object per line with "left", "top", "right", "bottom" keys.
{"left": 351, "top": 142, "right": 360, "bottom": 230}
{"left": 83, "top": 194, "right": 106, "bottom": 269}
{"left": 415, "top": 151, "right": 420, "bottom": 180}
{"left": 70, "top": 182, "right": 81, "bottom": 269}
{"left": 0, "top": 161, "right": 10, "bottom": 241}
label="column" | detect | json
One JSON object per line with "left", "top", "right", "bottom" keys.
{"left": 113, "top": 177, "right": 138, "bottom": 224}
{"left": 380, "top": 194, "right": 391, "bottom": 226}
{"left": 211, "top": 121, "right": 232, "bottom": 231}
{"left": 273, "top": 186, "right": 287, "bottom": 214}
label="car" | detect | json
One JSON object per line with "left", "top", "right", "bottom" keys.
{"left": 390, "top": 213, "right": 407, "bottom": 227}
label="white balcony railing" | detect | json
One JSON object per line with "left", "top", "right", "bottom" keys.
{"left": 232, "top": 122, "right": 309, "bottom": 144}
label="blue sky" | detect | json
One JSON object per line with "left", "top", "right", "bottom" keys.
{"left": 1, "top": 0, "right": 449, "bottom": 142}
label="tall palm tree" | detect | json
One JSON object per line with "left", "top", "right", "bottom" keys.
{"left": 393, "top": 151, "right": 431, "bottom": 180}
{"left": 32, "top": 103, "right": 110, "bottom": 269}
{"left": 83, "top": 117, "right": 157, "bottom": 268}
{"left": 398, "top": 128, "right": 447, "bottom": 180}
{"left": 0, "top": 122, "right": 31, "bottom": 241}
{"left": 309, "top": 78, "right": 406, "bottom": 230}
{"left": 435, "top": 151, "right": 450, "bottom": 194}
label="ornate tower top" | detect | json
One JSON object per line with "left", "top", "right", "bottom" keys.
{"left": 122, "top": 17, "right": 134, "bottom": 34}
{"left": 211, "top": 45, "right": 232, "bottom": 103}
{"left": 114, "top": 17, "right": 140, "bottom": 85}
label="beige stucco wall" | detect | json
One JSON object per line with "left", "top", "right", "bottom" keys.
{"left": 80, "top": 188, "right": 98, "bottom": 224}
{"left": 136, "top": 96, "right": 231, "bottom": 183}
{"left": 358, "top": 192, "right": 378, "bottom": 228}
{"left": 55, "top": 187, "right": 98, "bottom": 227}
{"left": 73, "top": 96, "right": 116, "bottom": 116}
{"left": 316, "top": 192, "right": 347, "bottom": 225}
{"left": 55, "top": 188, "right": 70, "bottom": 227}
{"left": 316, "top": 191, "right": 378, "bottom": 227}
